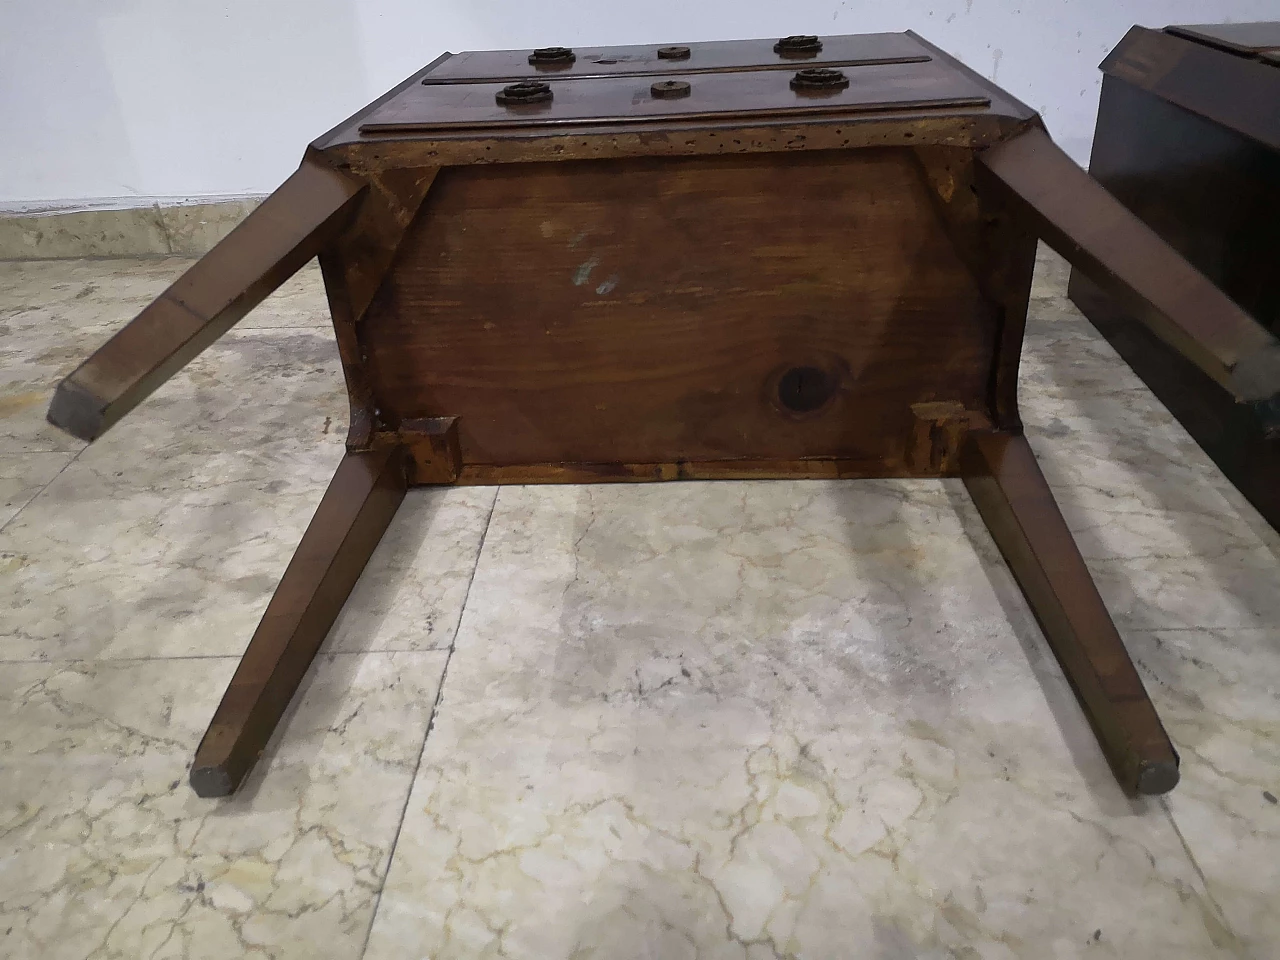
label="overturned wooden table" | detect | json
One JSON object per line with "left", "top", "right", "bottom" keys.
{"left": 48, "top": 32, "right": 1280, "bottom": 798}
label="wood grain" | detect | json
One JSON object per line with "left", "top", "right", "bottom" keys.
{"left": 913, "top": 144, "right": 1037, "bottom": 430}
{"left": 319, "top": 166, "right": 439, "bottom": 449}
{"left": 360, "top": 149, "right": 1001, "bottom": 470}
{"left": 962, "top": 431, "right": 1179, "bottom": 795}
{"left": 190, "top": 447, "right": 408, "bottom": 797}
{"left": 383, "top": 417, "right": 463, "bottom": 484}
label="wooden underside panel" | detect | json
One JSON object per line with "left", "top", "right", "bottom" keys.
{"left": 359, "top": 148, "right": 997, "bottom": 468}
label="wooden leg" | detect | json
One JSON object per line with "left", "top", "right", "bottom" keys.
{"left": 976, "top": 126, "right": 1280, "bottom": 405}
{"left": 190, "top": 446, "right": 408, "bottom": 797}
{"left": 962, "top": 431, "right": 1179, "bottom": 795}
{"left": 47, "top": 156, "right": 365, "bottom": 442}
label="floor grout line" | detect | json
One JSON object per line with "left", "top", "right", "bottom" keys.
{"left": 0, "top": 654, "right": 244, "bottom": 665}
{"left": 228, "top": 324, "right": 334, "bottom": 332}
{"left": 0, "top": 647, "right": 457, "bottom": 666}
{"left": 0, "top": 254, "right": 201, "bottom": 264}
{"left": 356, "top": 486, "right": 499, "bottom": 960}
{"left": 0, "top": 445, "right": 87, "bottom": 537}
{"left": 1158, "top": 798, "right": 1250, "bottom": 956}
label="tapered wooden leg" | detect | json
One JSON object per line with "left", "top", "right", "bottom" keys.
{"left": 962, "top": 431, "right": 1179, "bottom": 795}
{"left": 47, "top": 155, "right": 365, "bottom": 442}
{"left": 191, "top": 446, "right": 408, "bottom": 797}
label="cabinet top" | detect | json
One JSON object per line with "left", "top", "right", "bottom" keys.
{"left": 314, "top": 31, "right": 1035, "bottom": 156}
{"left": 1101, "top": 25, "right": 1280, "bottom": 152}
{"left": 1166, "top": 22, "right": 1280, "bottom": 63}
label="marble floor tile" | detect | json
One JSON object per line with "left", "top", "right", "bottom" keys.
{"left": 0, "top": 258, "right": 196, "bottom": 454}
{"left": 363, "top": 483, "right": 1243, "bottom": 960}
{"left": 0, "top": 462, "right": 493, "bottom": 662}
{"left": 1017, "top": 275, "right": 1280, "bottom": 633}
{"left": 0, "top": 650, "right": 448, "bottom": 960}
{"left": 1029, "top": 243, "right": 1071, "bottom": 301}
{"left": 0, "top": 257, "right": 327, "bottom": 331}
{"left": 1020, "top": 296, "right": 1162, "bottom": 402}
{"left": 1129, "top": 627, "right": 1280, "bottom": 959}
{"left": 0, "top": 317, "right": 495, "bottom": 661}
{"left": 326, "top": 486, "right": 497, "bottom": 654}
{"left": 2, "top": 248, "right": 1276, "bottom": 959}
{"left": 1016, "top": 260, "right": 1280, "bottom": 956}
{"left": 0, "top": 258, "right": 331, "bottom": 454}
{"left": 0, "top": 440, "right": 494, "bottom": 661}
{"left": 1032, "top": 452, "right": 1280, "bottom": 634}
{"left": 0, "top": 324, "right": 344, "bottom": 662}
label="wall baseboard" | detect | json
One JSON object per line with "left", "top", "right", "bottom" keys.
{"left": 0, "top": 197, "right": 265, "bottom": 260}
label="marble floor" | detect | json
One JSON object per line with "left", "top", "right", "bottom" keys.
{"left": 0, "top": 248, "right": 1277, "bottom": 960}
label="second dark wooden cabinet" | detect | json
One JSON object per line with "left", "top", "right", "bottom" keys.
{"left": 1069, "top": 22, "right": 1280, "bottom": 529}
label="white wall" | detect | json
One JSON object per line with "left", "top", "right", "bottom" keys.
{"left": 1, "top": 1, "right": 1275, "bottom": 209}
